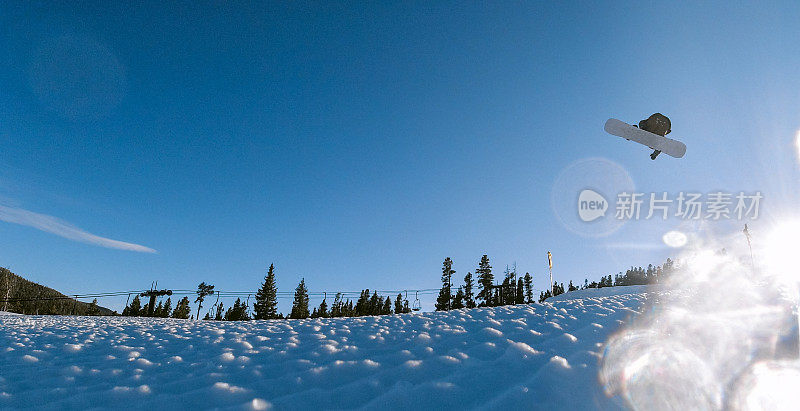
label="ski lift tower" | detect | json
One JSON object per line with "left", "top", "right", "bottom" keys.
{"left": 140, "top": 282, "right": 172, "bottom": 316}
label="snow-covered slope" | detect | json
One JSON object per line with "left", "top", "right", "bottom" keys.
{"left": 0, "top": 289, "right": 648, "bottom": 410}
{"left": 0, "top": 311, "right": 22, "bottom": 316}
{"left": 547, "top": 285, "right": 649, "bottom": 302}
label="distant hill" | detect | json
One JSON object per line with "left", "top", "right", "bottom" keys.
{"left": 0, "top": 267, "right": 115, "bottom": 316}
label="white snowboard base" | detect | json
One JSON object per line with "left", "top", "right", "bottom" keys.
{"left": 604, "top": 118, "right": 686, "bottom": 158}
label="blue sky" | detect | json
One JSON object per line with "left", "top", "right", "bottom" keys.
{"left": 2, "top": 2, "right": 800, "bottom": 313}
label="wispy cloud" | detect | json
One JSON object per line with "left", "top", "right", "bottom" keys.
{"left": 0, "top": 204, "right": 156, "bottom": 253}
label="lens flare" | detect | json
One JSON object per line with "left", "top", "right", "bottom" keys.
{"left": 762, "top": 220, "right": 800, "bottom": 284}
{"left": 601, "top": 235, "right": 799, "bottom": 410}
{"left": 662, "top": 230, "right": 688, "bottom": 248}
{"left": 795, "top": 129, "right": 800, "bottom": 165}
{"left": 729, "top": 361, "right": 800, "bottom": 410}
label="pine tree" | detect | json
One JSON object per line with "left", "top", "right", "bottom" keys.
{"left": 195, "top": 282, "right": 215, "bottom": 320}
{"left": 172, "top": 297, "right": 191, "bottom": 319}
{"left": 659, "top": 258, "right": 675, "bottom": 283}
{"left": 317, "top": 298, "right": 328, "bottom": 318}
{"left": 463, "top": 272, "right": 476, "bottom": 309}
{"left": 500, "top": 265, "right": 515, "bottom": 306}
{"left": 331, "top": 293, "right": 343, "bottom": 317}
{"left": 224, "top": 301, "right": 235, "bottom": 320}
{"left": 124, "top": 295, "right": 142, "bottom": 317}
{"left": 369, "top": 291, "right": 380, "bottom": 315}
{"left": 476, "top": 255, "right": 494, "bottom": 306}
{"left": 224, "top": 298, "right": 249, "bottom": 321}
{"left": 355, "top": 289, "right": 369, "bottom": 316}
{"left": 289, "top": 278, "right": 309, "bottom": 319}
{"left": 523, "top": 272, "right": 533, "bottom": 303}
{"left": 161, "top": 297, "right": 172, "bottom": 318}
{"left": 435, "top": 257, "right": 455, "bottom": 311}
{"left": 381, "top": 297, "right": 391, "bottom": 315}
{"left": 394, "top": 293, "right": 404, "bottom": 314}
{"left": 237, "top": 298, "right": 250, "bottom": 320}
{"left": 254, "top": 264, "right": 278, "bottom": 319}
{"left": 154, "top": 301, "right": 163, "bottom": 317}
{"left": 452, "top": 287, "right": 465, "bottom": 309}
{"left": 214, "top": 302, "right": 224, "bottom": 321}
{"left": 516, "top": 278, "right": 525, "bottom": 304}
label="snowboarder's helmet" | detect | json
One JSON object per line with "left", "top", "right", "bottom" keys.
{"left": 639, "top": 113, "right": 671, "bottom": 136}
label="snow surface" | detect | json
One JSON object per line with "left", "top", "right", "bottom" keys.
{"left": 0, "top": 287, "right": 650, "bottom": 410}
{"left": 0, "top": 311, "right": 22, "bottom": 316}
{"left": 547, "top": 285, "right": 649, "bottom": 302}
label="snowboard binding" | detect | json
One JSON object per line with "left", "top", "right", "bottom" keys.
{"left": 634, "top": 113, "right": 671, "bottom": 160}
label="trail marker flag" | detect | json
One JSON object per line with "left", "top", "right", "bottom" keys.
{"left": 547, "top": 251, "right": 553, "bottom": 295}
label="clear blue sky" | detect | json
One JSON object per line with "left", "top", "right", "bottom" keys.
{"left": 2, "top": 2, "right": 800, "bottom": 313}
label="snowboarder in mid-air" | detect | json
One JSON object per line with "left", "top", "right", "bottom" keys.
{"left": 633, "top": 113, "right": 671, "bottom": 159}
{"left": 604, "top": 113, "right": 686, "bottom": 159}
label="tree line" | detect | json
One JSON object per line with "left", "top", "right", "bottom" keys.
{"left": 3, "top": 254, "right": 678, "bottom": 319}
{"left": 434, "top": 255, "right": 535, "bottom": 311}
{"left": 121, "top": 264, "right": 415, "bottom": 320}
{"left": 121, "top": 295, "right": 192, "bottom": 318}
{"left": 433, "top": 255, "right": 678, "bottom": 309}
{"left": 537, "top": 257, "right": 677, "bottom": 302}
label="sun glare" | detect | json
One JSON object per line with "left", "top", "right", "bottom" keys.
{"left": 795, "top": 129, "right": 800, "bottom": 164}
{"left": 662, "top": 230, "right": 688, "bottom": 248}
{"left": 762, "top": 220, "right": 800, "bottom": 283}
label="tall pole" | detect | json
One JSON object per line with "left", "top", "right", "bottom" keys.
{"left": 547, "top": 251, "right": 553, "bottom": 295}
{"left": 513, "top": 262, "right": 517, "bottom": 304}
{"left": 743, "top": 224, "right": 755, "bottom": 271}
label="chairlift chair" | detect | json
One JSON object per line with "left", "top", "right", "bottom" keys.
{"left": 412, "top": 291, "right": 421, "bottom": 311}
{"left": 207, "top": 292, "right": 221, "bottom": 319}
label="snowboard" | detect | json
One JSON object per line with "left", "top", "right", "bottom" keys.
{"left": 604, "top": 118, "right": 686, "bottom": 158}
